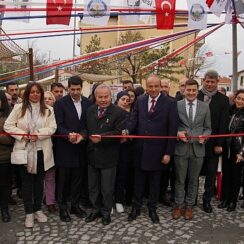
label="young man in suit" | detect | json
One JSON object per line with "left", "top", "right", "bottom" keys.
{"left": 198, "top": 70, "right": 229, "bottom": 213}
{"left": 85, "top": 84, "right": 125, "bottom": 225}
{"left": 172, "top": 79, "right": 211, "bottom": 220}
{"left": 127, "top": 75, "right": 179, "bottom": 224}
{"left": 54, "top": 76, "right": 92, "bottom": 222}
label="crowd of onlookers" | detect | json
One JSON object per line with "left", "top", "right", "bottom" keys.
{"left": 0, "top": 70, "right": 243, "bottom": 228}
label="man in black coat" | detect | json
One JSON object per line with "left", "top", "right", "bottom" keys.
{"left": 198, "top": 70, "right": 229, "bottom": 213}
{"left": 127, "top": 75, "right": 179, "bottom": 224}
{"left": 54, "top": 76, "right": 92, "bottom": 222}
{"left": 85, "top": 84, "right": 125, "bottom": 225}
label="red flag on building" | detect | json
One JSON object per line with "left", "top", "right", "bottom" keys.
{"left": 46, "top": 0, "right": 73, "bottom": 25}
{"left": 155, "top": 0, "right": 176, "bottom": 29}
{"left": 206, "top": 0, "right": 214, "bottom": 8}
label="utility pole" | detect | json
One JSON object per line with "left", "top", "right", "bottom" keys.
{"left": 28, "top": 48, "right": 34, "bottom": 81}
{"left": 232, "top": 16, "right": 238, "bottom": 92}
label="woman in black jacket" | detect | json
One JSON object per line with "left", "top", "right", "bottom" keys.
{"left": 0, "top": 91, "right": 14, "bottom": 222}
{"left": 219, "top": 89, "right": 244, "bottom": 211}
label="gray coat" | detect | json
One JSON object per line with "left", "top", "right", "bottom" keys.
{"left": 174, "top": 99, "right": 211, "bottom": 158}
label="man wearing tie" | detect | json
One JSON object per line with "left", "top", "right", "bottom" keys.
{"left": 54, "top": 76, "right": 92, "bottom": 222}
{"left": 127, "top": 75, "right": 179, "bottom": 224}
{"left": 172, "top": 79, "right": 211, "bottom": 220}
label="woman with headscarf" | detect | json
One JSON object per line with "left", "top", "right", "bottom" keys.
{"left": 4, "top": 82, "right": 57, "bottom": 228}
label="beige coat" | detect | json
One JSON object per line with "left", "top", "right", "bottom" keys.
{"left": 4, "top": 103, "right": 57, "bottom": 171}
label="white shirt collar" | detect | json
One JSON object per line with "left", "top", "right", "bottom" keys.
{"left": 149, "top": 93, "right": 161, "bottom": 103}
{"left": 185, "top": 98, "right": 197, "bottom": 106}
{"left": 71, "top": 97, "right": 82, "bottom": 103}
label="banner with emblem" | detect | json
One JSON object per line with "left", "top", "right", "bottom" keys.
{"left": 155, "top": 0, "right": 176, "bottom": 29}
{"left": 140, "top": 0, "right": 154, "bottom": 24}
{"left": 82, "top": 0, "right": 111, "bottom": 26}
{"left": 188, "top": 0, "right": 208, "bottom": 30}
{"left": 121, "top": 0, "right": 141, "bottom": 25}
{"left": 209, "top": 0, "right": 228, "bottom": 17}
{"left": 4, "top": 0, "right": 31, "bottom": 23}
{"left": 46, "top": 0, "right": 73, "bottom": 25}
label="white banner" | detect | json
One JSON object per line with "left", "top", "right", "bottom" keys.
{"left": 188, "top": 0, "right": 208, "bottom": 30}
{"left": 140, "top": 0, "right": 154, "bottom": 24}
{"left": 4, "top": 0, "right": 31, "bottom": 23}
{"left": 82, "top": 0, "right": 111, "bottom": 26}
{"left": 121, "top": 0, "right": 140, "bottom": 25}
{"left": 209, "top": 0, "right": 228, "bottom": 17}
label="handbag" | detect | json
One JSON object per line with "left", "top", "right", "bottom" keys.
{"left": 11, "top": 149, "right": 28, "bottom": 165}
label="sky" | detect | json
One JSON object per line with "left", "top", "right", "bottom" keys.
{"left": 2, "top": 0, "right": 244, "bottom": 77}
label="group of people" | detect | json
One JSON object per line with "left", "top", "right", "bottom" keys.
{"left": 0, "top": 70, "right": 243, "bottom": 229}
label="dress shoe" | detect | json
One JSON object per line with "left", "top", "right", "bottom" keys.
{"left": 128, "top": 207, "right": 140, "bottom": 222}
{"left": 218, "top": 201, "right": 228, "bottom": 209}
{"left": 1, "top": 208, "right": 11, "bottom": 223}
{"left": 85, "top": 211, "right": 102, "bottom": 223}
{"left": 59, "top": 209, "right": 71, "bottom": 222}
{"left": 184, "top": 207, "right": 193, "bottom": 220}
{"left": 8, "top": 196, "right": 17, "bottom": 205}
{"left": 149, "top": 209, "right": 160, "bottom": 224}
{"left": 227, "top": 202, "right": 236, "bottom": 212}
{"left": 172, "top": 207, "right": 181, "bottom": 220}
{"left": 70, "top": 206, "right": 87, "bottom": 218}
{"left": 47, "top": 204, "right": 57, "bottom": 213}
{"left": 102, "top": 215, "right": 111, "bottom": 225}
{"left": 203, "top": 201, "right": 212, "bottom": 213}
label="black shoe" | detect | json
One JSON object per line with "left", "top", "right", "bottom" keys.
{"left": 85, "top": 211, "right": 102, "bottom": 223}
{"left": 227, "top": 202, "right": 236, "bottom": 212}
{"left": 1, "top": 208, "right": 11, "bottom": 223}
{"left": 70, "top": 206, "right": 87, "bottom": 218}
{"left": 203, "top": 201, "right": 212, "bottom": 213}
{"left": 160, "top": 194, "right": 173, "bottom": 207}
{"left": 128, "top": 207, "right": 140, "bottom": 222}
{"left": 149, "top": 209, "right": 160, "bottom": 224}
{"left": 8, "top": 196, "right": 17, "bottom": 205}
{"left": 59, "top": 209, "right": 71, "bottom": 222}
{"left": 218, "top": 200, "right": 228, "bottom": 209}
{"left": 102, "top": 215, "right": 111, "bottom": 225}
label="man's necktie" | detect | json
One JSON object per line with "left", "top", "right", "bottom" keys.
{"left": 98, "top": 108, "right": 105, "bottom": 119}
{"left": 188, "top": 102, "right": 193, "bottom": 127}
{"left": 149, "top": 99, "right": 156, "bottom": 113}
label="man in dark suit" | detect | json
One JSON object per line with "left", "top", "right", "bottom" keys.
{"left": 172, "top": 79, "right": 211, "bottom": 220}
{"left": 85, "top": 84, "right": 125, "bottom": 225}
{"left": 127, "top": 75, "right": 179, "bottom": 224}
{"left": 198, "top": 70, "right": 229, "bottom": 213}
{"left": 54, "top": 76, "right": 92, "bottom": 222}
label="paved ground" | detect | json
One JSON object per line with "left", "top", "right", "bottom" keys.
{"left": 1, "top": 178, "right": 244, "bottom": 244}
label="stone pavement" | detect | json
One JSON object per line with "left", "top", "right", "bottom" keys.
{"left": 1, "top": 178, "right": 244, "bottom": 244}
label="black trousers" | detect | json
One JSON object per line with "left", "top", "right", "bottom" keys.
{"left": 19, "top": 151, "right": 45, "bottom": 214}
{"left": 202, "top": 156, "right": 219, "bottom": 202}
{"left": 0, "top": 163, "right": 12, "bottom": 209}
{"left": 57, "top": 166, "right": 85, "bottom": 210}
{"left": 133, "top": 168, "right": 162, "bottom": 210}
{"left": 88, "top": 164, "right": 116, "bottom": 216}
{"left": 221, "top": 154, "right": 244, "bottom": 203}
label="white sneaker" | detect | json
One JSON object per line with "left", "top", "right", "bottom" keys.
{"left": 116, "top": 203, "right": 124, "bottom": 213}
{"left": 111, "top": 207, "right": 114, "bottom": 215}
{"left": 25, "top": 214, "right": 34, "bottom": 228}
{"left": 34, "top": 210, "right": 48, "bottom": 223}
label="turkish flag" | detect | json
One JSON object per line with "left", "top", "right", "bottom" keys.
{"left": 155, "top": 0, "right": 176, "bottom": 29}
{"left": 206, "top": 0, "right": 214, "bottom": 8}
{"left": 46, "top": 0, "right": 73, "bottom": 25}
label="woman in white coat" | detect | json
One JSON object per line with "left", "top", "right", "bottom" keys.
{"left": 4, "top": 82, "right": 57, "bottom": 228}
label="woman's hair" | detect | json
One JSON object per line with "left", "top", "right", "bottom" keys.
{"left": 0, "top": 90, "right": 11, "bottom": 117}
{"left": 44, "top": 91, "right": 56, "bottom": 104}
{"left": 235, "top": 89, "right": 244, "bottom": 98}
{"left": 21, "top": 82, "right": 47, "bottom": 117}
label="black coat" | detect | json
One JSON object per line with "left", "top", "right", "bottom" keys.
{"left": 128, "top": 93, "right": 179, "bottom": 171}
{"left": 198, "top": 91, "right": 229, "bottom": 157}
{"left": 86, "top": 104, "right": 126, "bottom": 169}
{"left": 228, "top": 105, "right": 244, "bottom": 155}
{"left": 54, "top": 95, "right": 92, "bottom": 167}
